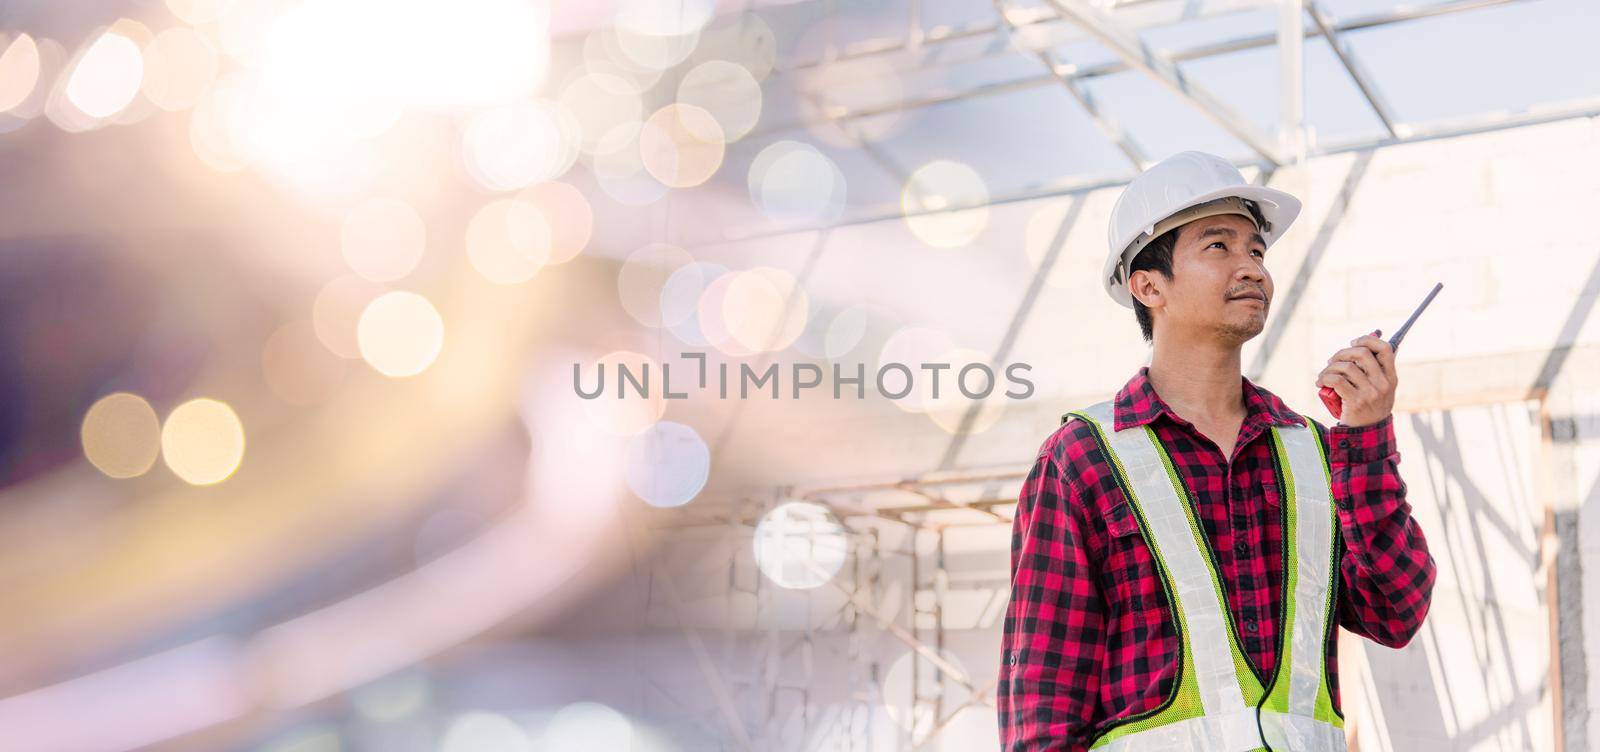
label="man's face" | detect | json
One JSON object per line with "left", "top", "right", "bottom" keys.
{"left": 1136, "top": 213, "right": 1273, "bottom": 345}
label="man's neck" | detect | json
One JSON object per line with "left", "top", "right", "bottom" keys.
{"left": 1147, "top": 335, "right": 1246, "bottom": 424}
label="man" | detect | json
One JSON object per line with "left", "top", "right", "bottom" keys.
{"left": 996, "top": 151, "right": 1435, "bottom": 751}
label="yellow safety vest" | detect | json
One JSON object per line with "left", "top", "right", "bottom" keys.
{"left": 1061, "top": 400, "right": 1346, "bottom": 751}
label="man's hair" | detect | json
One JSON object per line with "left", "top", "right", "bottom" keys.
{"left": 1129, "top": 227, "right": 1180, "bottom": 344}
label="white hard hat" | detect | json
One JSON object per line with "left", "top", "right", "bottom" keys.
{"left": 1102, "top": 151, "right": 1302, "bottom": 309}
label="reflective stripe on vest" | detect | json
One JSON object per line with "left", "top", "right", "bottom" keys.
{"left": 1063, "top": 399, "right": 1345, "bottom": 752}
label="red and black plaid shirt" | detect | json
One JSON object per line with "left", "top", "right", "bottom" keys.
{"left": 997, "top": 366, "right": 1436, "bottom": 751}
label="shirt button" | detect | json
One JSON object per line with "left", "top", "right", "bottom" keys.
{"left": 1339, "top": 438, "right": 1350, "bottom": 449}
{"left": 1244, "top": 620, "right": 1257, "bottom": 633}
{"left": 1235, "top": 541, "right": 1249, "bottom": 555}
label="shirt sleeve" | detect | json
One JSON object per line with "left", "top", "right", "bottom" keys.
{"left": 997, "top": 447, "right": 1103, "bottom": 752}
{"left": 1325, "top": 414, "right": 1437, "bottom": 647}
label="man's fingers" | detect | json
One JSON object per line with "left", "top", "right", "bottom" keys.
{"left": 1329, "top": 346, "right": 1382, "bottom": 380}
{"left": 1318, "top": 370, "right": 1360, "bottom": 402}
{"left": 1327, "top": 347, "right": 1384, "bottom": 386}
{"left": 1324, "top": 361, "right": 1377, "bottom": 396}
{"left": 1352, "top": 334, "right": 1397, "bottom": 380}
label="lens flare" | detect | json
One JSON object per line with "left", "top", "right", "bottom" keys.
{"left": 140, "top": 27, "right": 218, "bottom": 111}
{"left": 617, "top": 243, "right": 695, "bottom": 327}
{"left": 748, "top": 140, "right": 846, "bottom": 223}
{"left": 161, "top": 398, "right": 246, "bottom": 486}
{"left": 902, "top": 160, "right": 990, "bottom": 248}
{"left": 466, "top": 198, "right": 551, "bottom": 285}
{"left": 356, "top": 291, "right": 445, "bottom": 378}
{"left": 81, "top": 392, "right": 162, "bottom": 479}
{"left": 65, "top": 32, "right": 144, "bottom": 119}
{"left": 0, "top": 34, "right": 42, "bottom": 113}
{"left": 677, "top": 60, "right": 761, "bottom": 143}
{"left": 754, "top": 501, "right": 848, "bottom": 590}
{"left": 624, "top": 421, "right": 710, "bottom": 508}
{"left": 639, "top": 103, "right": 725, "bottom": 188}
{"left": 722, "top": 266, "right": 808, "bottom": 353}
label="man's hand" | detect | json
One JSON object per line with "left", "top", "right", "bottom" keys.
{"left": 1316, "top": 329, "right": 1396, "bottom": 428}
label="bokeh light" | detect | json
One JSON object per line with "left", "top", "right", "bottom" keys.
{"left": 722, "top": 266, "right": 809, "bottom": 353}
{"left": 466, "top": 197, "right": 551, "bottom": 285}
{"left": 694, "top": 271, "right": 755, "bottom": 357}
{"left": 591, "top": 122, "right": 669, "bottom": 205}
{"left": 624, "top": 421, "right": 710, "bottom": 508}
{"left": 615, "top": 0, "right": 715, "bottom": 37}
{"left": 925, "top": 347, "right": 1008, "bottom": 435}
{"left": 160, "top": 398, "right": 246, "bottom": 486}
{"left": 676, "top": 60, "right": 762, "bottom": 143}
{"left": 65, "top": 31, "right": 144, "bottom": 119}
{"left": 582, "top": 28, "right": 663, "bottom": 94}
{"left": 878, "top": 326, "right": 958, "bottom": 413}
{"left": 617, "top": 243, "right": 695, "bottom": 328}
{"left": 693, "top": 12, "right": 777, "bottom": 82}
{"left": 0, "top": 34, "right": 41, "bottom": 113}
{"left": 81, "top": 392, "right": 162, "bottom": 479}
{"left": 578, "top": 350, "right": 668, "bottom": 437}
{"left": 262, "top": 320, "right": 348, "bottom": 406}
{"left": 638, "top": 103, "right": 725, "bottom": 188}
{"left": 356, "top": 291, "right": 445, "bottom": 378}
{"left": 140, "top": 27, "right": 218, "bottom": 111}
{"left": 560, "top": 72, "right": 642, "bottom": 154}
{"left": 747, "top": 140, "right": 846, "bottom": 223}
{"left": 340, "top": 198, "right": 426, "bottom": 283}
{"left": 612, "top": 25, "right": 700, "bottom": 72}
{"left": 902, "top": 160, "right": 990, "bottom": 248}
{"left": 187, "top": 72, "right": 253, "bottom": 172}
{"left": 312, "top": 274, "right": 387, "bottom": 359}
{"left": 164, "top": 0, "right": 233, "bottom": 25}
{"left": 461, "top": 100, "right": 580, "bottom": 192}
{"left": 661, "top": 261, "right": 728, "bottom": 347}
{"left": 545, "top": 702, "right": 634, "bottom": 751}
{"left": 440, "top": 711, "right": 531, "bottom": 752}
{"left": 517, "top": 182, "right": 592, "bottom": 264}
{"left": 753, "top": 501, "right": 849, "bottom": 590}
{"left": 660, "top": 260, "right": 723, "bottom": 327}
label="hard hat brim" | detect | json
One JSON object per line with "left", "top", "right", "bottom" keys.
{"left": 1103, "top": 183, "right": 1302, "bottom": 310}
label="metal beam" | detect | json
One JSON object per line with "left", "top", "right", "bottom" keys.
{"left": 713, "top": 93, "right": 1600, "bottom": 248}
{"left": 1306, "top": 0, "right": 1402, "bottom": 138}
{"left": 1037, "top": 0, "right": 1284, "bottom": 165}
{"left": 1280, "top": 0, "right": 1307, "bottom": 163}
{"left": 744, "top": 0, "right": 1529, "bottom": 142}
{"left": 993, "top": 0, "right": 1148, "bottom": 169}
{"left": 772, "top": 0, "right": 1275, "bottom": 75}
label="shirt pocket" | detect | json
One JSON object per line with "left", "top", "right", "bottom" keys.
{"left": 1260, "top": 470, "right": 1284, "bottom": 510}
{"left": 1101, "top": 494, "right": 1150, "bottom": 615}
{"left": 1104, "top": 497, "right": 1140, "bottom": 538}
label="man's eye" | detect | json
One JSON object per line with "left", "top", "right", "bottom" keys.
{"left": 1209, "top": 242, "right": 1226, "bottom": 249}
{"left": 1251, "top": 249, "right": 1265, "bottom": 258}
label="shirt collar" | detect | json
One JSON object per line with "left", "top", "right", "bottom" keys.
{"left": 1113, "top": 365, "right": 1306, "bottom": 432}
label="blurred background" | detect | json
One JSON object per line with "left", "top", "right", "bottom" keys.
{"left": 0, "top": 0, "right": 1598, "bottom": 749}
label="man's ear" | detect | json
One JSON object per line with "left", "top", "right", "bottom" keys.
{"left": 1128, "top": 269, "right": 1163, "bottom": 310}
